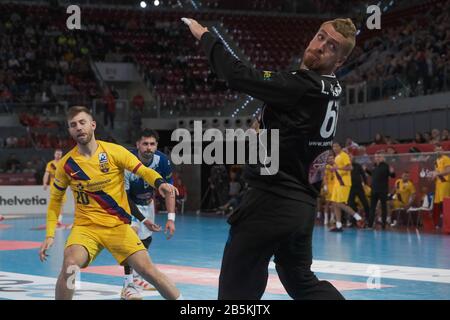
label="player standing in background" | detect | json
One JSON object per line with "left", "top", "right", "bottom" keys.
{"left": 321, "top": 154, "right": 336, "bottom": 226}
{"left": 43, "top": 149, "right": 66, "bottom": 227}
{"left": 38, "top": 106, "right": 181, "bottom": 300}
{"left": 347, "top": 153, "right": 370, "bottom": 227}
{"left": 365, "top": 152, "right": 396, "bottom": 230}
{"left": 329, "top": 143, "right": 364, "bottom": 232}
{"left": 431, "top": 144, "right": 450, "bottom": 229}
{"left": 121, "top": 129, "right": 176, "bottom": 299}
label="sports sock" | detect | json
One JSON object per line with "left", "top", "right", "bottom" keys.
{"left": 336, "top": 221, "right": 342, "bottom": 229}
{"left": 124, "top": 266, "right": 133, "bottom": 286}
{"left": 353, "top": 213, "right": 362, "bottom": 221}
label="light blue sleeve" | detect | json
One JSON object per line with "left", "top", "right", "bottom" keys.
{"left": 124, "top": 169, "right": 131, "bottom": 191}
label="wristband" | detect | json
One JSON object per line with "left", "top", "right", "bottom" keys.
{"left": 168, "top": 213, "right": 176, "bottom": 222}
{"left": 142, "top": 217, "right": 148, "bottom": 223}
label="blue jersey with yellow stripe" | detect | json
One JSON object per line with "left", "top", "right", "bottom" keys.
{"left": 125, "top": 150, "right": 173, "bottom": 206}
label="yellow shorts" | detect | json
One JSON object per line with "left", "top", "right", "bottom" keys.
{"left": 331, "top": 185, "right": 351, "bottom": 204}
{"left": 65, "top": 223, "right": 146, "bottom": 267}
{"left": 325, "top": 186, "right": 334, "bottom": 202}
{"left": 392, "top": 199, "right": 407, "bottom": 210}
{"left": 435, "top": 183, "right": 450, "bottom": 203}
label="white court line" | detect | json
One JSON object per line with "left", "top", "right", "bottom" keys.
{"left": 269, "top": 260, "right": 450, "bottom": 284}
{"left": 0, "top": 271, "right": 160, "bottom": 300}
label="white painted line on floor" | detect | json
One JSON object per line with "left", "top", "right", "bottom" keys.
{"left": 0, "top": 271, "right": 160, "bottom": 300}
{"left": 269, "top": 260, "right": 450, "bottom": 284}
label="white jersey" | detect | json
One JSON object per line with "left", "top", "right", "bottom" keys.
{"left": 131, "top": 203, "right": 155, "bottom": 240}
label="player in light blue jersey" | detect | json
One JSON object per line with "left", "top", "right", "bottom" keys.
{"left": 121, "top": 129, "right": 176, "bottom": 299}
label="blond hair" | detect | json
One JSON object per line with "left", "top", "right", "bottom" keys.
{"left": 67, "top": 106, "right": 94, "bottom": 121}
{"left": 321, "top": 18, "right": 356, "bottom": 58}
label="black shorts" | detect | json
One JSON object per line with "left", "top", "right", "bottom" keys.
{"left": 219, "top": 187, "right": 344, "bottom": 300}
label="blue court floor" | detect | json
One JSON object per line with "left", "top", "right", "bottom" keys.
{"left": 0, "top": 214, "right": 449, "bottom": 300}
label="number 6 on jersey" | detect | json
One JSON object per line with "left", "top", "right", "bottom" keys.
{"left": 320, "top": 100, "right": 339, "bottom": 139}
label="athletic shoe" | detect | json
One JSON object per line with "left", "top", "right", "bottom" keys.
{"left": 329, "top": 226, "right": 343, "bottom": 232}
{"left": 390, "top": 220, "right": 398, "bottom": 227}
{"left": 356, "top": 219, "right": 365, "bottom": 229}
{"left": 346, "top": 221, "right": 353, "bottom": 227}
{"left": 121, "top": 283, "right": 143, "bottom": 300}
{"left": 134, "top": 277, "right": 156, "bottom": 291}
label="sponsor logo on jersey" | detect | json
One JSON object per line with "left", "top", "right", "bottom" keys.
{"left": 98, "top": 152, "right": 110, "bottom": 173}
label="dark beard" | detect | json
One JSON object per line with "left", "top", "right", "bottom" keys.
{"left": 140, "top": 152, "right": 154, "bottom": 165}
{"left": 77, "top": 132, "right": 93, "bottom": 145}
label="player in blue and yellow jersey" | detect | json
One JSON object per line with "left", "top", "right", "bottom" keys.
{"left": 38, "top": 106, "right": 181, "bottom": 300}
{"left": 122, "top": 129, "right": 176, "bottom": 298}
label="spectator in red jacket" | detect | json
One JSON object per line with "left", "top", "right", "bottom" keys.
{"left": 103, "top": 88, "right": 116, "bottom": 129}
{"left": 132, "top": 93, "right": 145, "bottom": 112}
{"left": 441, "top": 129, "right": 449, "bottom": 141}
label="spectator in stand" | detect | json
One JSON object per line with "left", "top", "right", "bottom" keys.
{"left": 28, "top": 113, "right": 41, "bottom": 128}
{"left": 41, "top": 117, "right": 59, "bottom": 128}
{"left": 441, "top": 129, "right": 450, "bottom": 141}
{"left": 423, "top": 131, "right": 432, "bottom": 143}
{"left": 5, "top": 153, "right": 22, "bottom": 173}
{"left": 173, "top": 174, "right": 187, "bottom": 213}
{"left": 219, "top": 168, "right": 246, "bottom": 214}
{"left": 17, "top": 135, "right": 29, "bottom": 148}
{"left": 345, "top": 138, "right": 359, "bottom": 155}
{"left": 132, "top": 93, "right": 145, "bottom": 113}
{"left": 384, "top": 135, "right": 399, "bottom": 145}
{"left": 0, "top": 86, "right": 13, "bottom": 113}
{"left": 413, "top": 132, "right": 426, "bottom": 144}
{"left": 357, "top": 146, "right": 372, "bottom": 166}
{"left": 5, "top": 136, "right": 18, "bottom": 148}
{"left": 39, "top": 133, "right": 53, "bottom": 149}
{"left": 103, "top": 88, "right": 116, "bottom": 129}
{"left": 371, "top": 133, "right": 386, "bottom": 145}
{"left": 430, "top": 129, "right": 441, "bottom": 144}
{"left": 386, "top": 146, "right": 397, "bottom": 155}
{"left": 22, "top": 161, "right": 37, "bottom": 174}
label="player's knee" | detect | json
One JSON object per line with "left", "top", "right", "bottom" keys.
{"left": 60, "top": 259, "right": 82, "bottom": 282}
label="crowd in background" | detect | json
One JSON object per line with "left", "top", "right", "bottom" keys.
{"left": 343, "top": 0, "right": 450, "bottom": 99}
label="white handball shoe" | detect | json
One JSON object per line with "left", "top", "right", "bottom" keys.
{"left": 134, "top": 276, "right": 156, "bottom": 291}
{"left": 121, "top": 283, "right": 143, "bottom": 300}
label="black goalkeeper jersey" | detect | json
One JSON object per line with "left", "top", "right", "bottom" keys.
{"left": 201, "top": 32, "right": 342, "bottom": 205}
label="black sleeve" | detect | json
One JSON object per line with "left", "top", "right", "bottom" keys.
{"left": 359, "top": 165, "right": 368, "bottom": 184}
{"left": 200, "top": 32, "right": 317, "bottom": 106}
{"left": 127, "top": 192, "right": 146, "bottom": 222}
